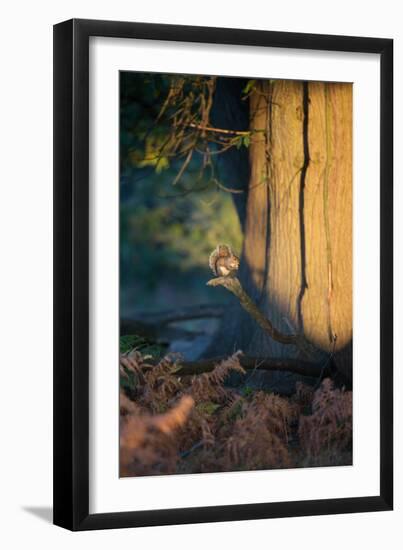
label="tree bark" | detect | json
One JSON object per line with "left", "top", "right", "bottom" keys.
{"left": 207, "top": 79, "right": 352, "bottom": 379}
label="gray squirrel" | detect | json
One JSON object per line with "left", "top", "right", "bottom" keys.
{"left": 209, "top": 244, "right": 240, "bottom": 277}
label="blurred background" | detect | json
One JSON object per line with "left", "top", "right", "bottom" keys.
{"left": 120, "top": 72, "right": 243, "bottom": 359}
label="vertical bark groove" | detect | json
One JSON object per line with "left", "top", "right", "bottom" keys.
{"left": 296, "top": 82, "right": 310, "bottom": 333}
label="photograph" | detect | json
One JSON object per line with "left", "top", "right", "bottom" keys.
{"left": 119, "top": 72, "right": 353, "bottom": 477}
{"left": 0, "top": 0, "right": 396, "bottom": 540}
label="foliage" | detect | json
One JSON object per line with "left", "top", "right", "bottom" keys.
{"left": 119, "top": 334, "right": 167, "bottom": 358}
{"left": 121, "top": 187, "right": 242, "bottom": 285}
{"left": 120, "top": 350, "right": 352, "bottom": 476}
{"left": 298, "top": 378, "right": 353, "bottom": 466}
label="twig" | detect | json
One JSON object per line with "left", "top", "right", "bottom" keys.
{"left": 172, "top": 149, "right": 193, "bottom": 186}
{"left": 241, "top": 358, "right": 265, "bottom": 388}
{"left": 314, "top": 334, "right": 338, "bottom": 390}
{"left": 188, "top": 122, "right": 252, "bottom": 136}
{"left": 180, "top": 440, "right": 204, "bottom": 459}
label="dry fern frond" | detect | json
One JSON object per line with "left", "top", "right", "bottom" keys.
{"left": 129, "top": 353, "right": 185, "bottom": 412}
{"left": 119, "top": 348, "right": 352, "bottom": 476}
{"left": 152, "top": 395, "right": 194, "bottom": 434}
{"left": 221, "top": 391, "right": 295, "bottom": 471}
{"left": 190, "top": 352, "right": 245, "bottom": 402}
{"left": 119, "top": 390, "right": 141, "bottom": 416}
{"left": 293, "top": 381, "right": 315, "bottom": 413}
{"left": 144, "top": 354, "right": 181, "bottom": 387}
{"left": 298, "top": 378, "right": 352, "bottom": 466}
{"left": 121, "top": 352, "right": 152, "bottom": 376}
{"left": 120, "top": 395, "right": 194, "bottom": 476}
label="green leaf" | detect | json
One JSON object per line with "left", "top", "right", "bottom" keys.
{"left": 242, "top": 79, "right": 256, "bottom": 95}
{"left": 120, "top": 369, "right": 138, "bottom": 393}
{"left": 119, "top": 334, "right": 167, "bottom": 359}
{"left": 241, "top": 386, "right": 254, "bottom": 398}
{"left": 120, "top": 334, "right": 146, "bottom": 354}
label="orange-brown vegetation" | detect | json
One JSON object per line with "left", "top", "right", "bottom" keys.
{"left": 120, "top": 351, "right": 352, "bottom": 477}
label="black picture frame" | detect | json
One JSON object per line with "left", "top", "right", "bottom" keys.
{"left": 53, "top": 18, "right": 393, "bottom": 531}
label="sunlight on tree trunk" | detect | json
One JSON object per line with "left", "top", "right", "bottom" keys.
{"left": 244, "top": 79, "right": 352, "bottom": 358}
{"left": 209, "top": 79, "right": 352, "bottom": 378}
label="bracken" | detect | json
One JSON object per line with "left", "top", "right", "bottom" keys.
{"left": 119, "top": 351, "right": 352, "bottom": 476}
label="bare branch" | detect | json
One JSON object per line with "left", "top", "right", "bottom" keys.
{"left": 207, "top": 276, "right": 315, "bottom": 357}
{"left": 188, "top": 122, "right": 251, "bottom": 136}
{"left": 175, "top": 355, "right": 330, "bottom": 378}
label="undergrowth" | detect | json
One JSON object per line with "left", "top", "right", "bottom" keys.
{"left": 120, "top": 351, "right": 352, "bottom": 477}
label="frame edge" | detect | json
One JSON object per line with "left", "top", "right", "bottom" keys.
{"left": 53, "top": 18, "right": 74, "bottom": 530}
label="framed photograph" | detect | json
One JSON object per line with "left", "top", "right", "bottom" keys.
{"left": 53, "top": 19, "right": 393, "bottom": 530}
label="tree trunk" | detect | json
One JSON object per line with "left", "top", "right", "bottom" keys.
{"left": 207, "top": 79, "right": 352, "bottom": 378}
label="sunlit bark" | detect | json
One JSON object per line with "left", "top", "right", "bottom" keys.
{"left": 209, "top": 79, "right": 353, "bottom": 377}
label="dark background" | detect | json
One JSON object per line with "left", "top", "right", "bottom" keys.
{"left": 120, "top": 72, "right": 243, "bottom": 359}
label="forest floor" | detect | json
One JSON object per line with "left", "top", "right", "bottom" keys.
{"left": 119, "top": 339, "right": 352, "bottom": 477}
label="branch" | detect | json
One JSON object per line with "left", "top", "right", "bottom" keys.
{"left": 175, "top": 355, "right": 329, "bottom": 378}
{"left": 207, "top": 276, "right": 314, "bottom": 356}
{"left": 187, "top": 122, "right": 251, "bottom": 136}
